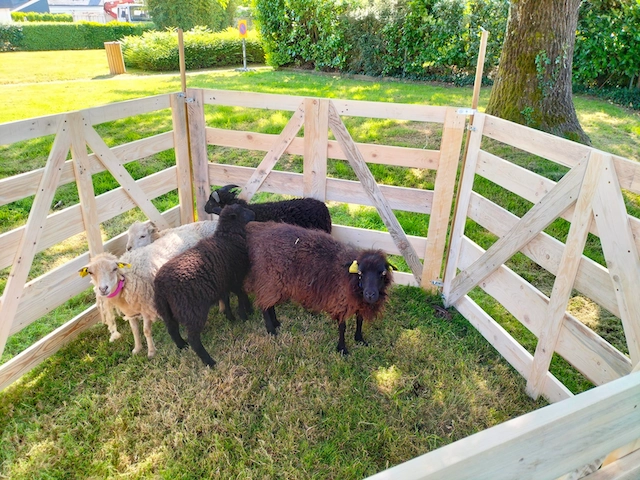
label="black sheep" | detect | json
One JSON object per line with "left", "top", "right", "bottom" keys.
{"left": 154, "top": 204, "right": 255, "bottom": 366}
{"left": 244, "top": 222, "right": 395, "bottom": 354}
{"left": 204, "top": 184, "right": 332, "bottom": 233}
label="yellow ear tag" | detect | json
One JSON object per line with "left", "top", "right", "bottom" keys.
{"left": 117, "top": 263, "right": 131, "bottom": 269}
{"left": 388, "top": 262, "right": 398, "bottom": 271}
{"left": 349, "top": 260, "right": 359, "bottom": 274}
{"left": 78, "top": 267, "right": 89, "bottom": 277}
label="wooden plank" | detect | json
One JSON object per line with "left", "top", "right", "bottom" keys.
{"left": 445, "top": 160, "right": 587, "bottom": 307}
{"left": 0, "top": 132, "right": 174, "bottom": 207}
{"left": 0, "top": 112, "right": 67, "bottom": 145}
{"left": 366, "top": 370, "right": 640, "bottom": 480}
{"left": 526, "top": 152, "right": 602, "bottom": 400}
{"left": 332, "top": 224, "right": 427, "bottom": 258}
{"left": 482, "top": 114, "right": 591, "bottom": 168}
{"left": 592, "top": 154, "right": 640, "bottom": 364}
{"left": 456, "top": 295, "right": 572, "bottom": 403}
{"left": 0, "top": 307, "right": 101, "bottom": 392}
{"left": 612, "top": 156, "right": 640, "bottom": 195}
{"left": 443, "top": 113, "right": 485, "bottom": 297}
{"left": 208, "top": 163, "right": 433, "bottom": 214}
{"left": 171, "top": 93, "right": 195, "bottom": 224}
{"left": 328, "top": 101, "right": 424, "bottom": 283}
{"left": 82, "top": 94, "right": 171, "bottom": 126}
{"left": 421, "top": 108, "right": 466, "bottom": 291}
{"left": 69, "top": 112, "right": 103, "bottom": 257}
{"left": 11, "top": 207, "right": 181, "bottom": 335}
{"left": 205, "top": 127, "right": 440, "bottom": 169}
{"left": 83, "top": 124, "right": 171, "bottom": 231}
{"left": 199, "top": 89, "right": 448, "bottom": 123}
{"left": 186, "top": 88, "right": 212, "bottom": 220}
{"left": 240, "top": 101, "right": 306, "bottom": 202}
{"left": 303, "top": 98, "right": 328, "bottom": 200}
{"left": 468, "top": 192, "right": 620, "bottom": 318}
{"left": 458, "top": 236, "right": 630, "bottom": 386}
{"left": 0, "top": 118, "right": 71, "bottom": 358}
{"left": 476, "top": 149, "right": 601, "bottom": 238}
{"left": 585, "top": 448, "right": 640, "bottom": 480}
{"left": 0, "top": 168, "right": 178, "bottom": 271}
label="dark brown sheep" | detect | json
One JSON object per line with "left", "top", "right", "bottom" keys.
{"left": 153, "top": 204, "right": 255, "bottom": 367}
{"left": 244, "top": 222, "right": 395, "bottom": 354}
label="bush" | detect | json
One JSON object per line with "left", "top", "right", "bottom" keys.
{"left": 147, "top": 0, "right": 236, "bottom": 31}
{"left": 11, "top": 12, "right": 73, "bottom": 22}
{"left": 0, "top": 24, "right": 24, "bottom": 52}
{"left": 7, "top": 22, "right": 154, "bottom": 51}
{"left": 120, "top": 27, "right": 264, "bottom": 71}
{"left": 253, "top": 0, "right": 508, "bottom": 80}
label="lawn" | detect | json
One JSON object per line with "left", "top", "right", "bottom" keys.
{"left": 0, "top": 49, "right": 639, "bottom": 479}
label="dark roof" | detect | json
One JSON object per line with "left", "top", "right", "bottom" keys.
{"left": 3, "top": 0, "right": 51, "bottom": 13}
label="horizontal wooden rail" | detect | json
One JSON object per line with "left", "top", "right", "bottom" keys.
{"left": 198, "top": 88, "right": 449, "bottom": 123}
{"left": 208, "top": 164, "right": 434, "bottom": 214}
{"left": 367, "top": 371, "right": 640, "bottom": 480}
{"left": 0, "top": 168, "right": 179, "bottom": 271}
{"left": 458, "top": 237, "right": 631, "bottom": 386}
{"left": 0, "top": 132, "right": 174, "bottom": 207}
{"left": 205, "top": 127, "right": 440, "bottom": 170}
{"left": 0, "top": 94, "right": 171, "bottom": 145}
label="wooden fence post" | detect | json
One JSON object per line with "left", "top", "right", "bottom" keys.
{"left": 171, "top": 93, "right": 195, "bottom": 224}
{"left": 186, "top": 88, "right": 210, "bottom": 220}
{"left": 421, "top": 108, "right": 466, "bottom": 292}
{"left": 303, "top": 98, "right": 329, "bottom": 201}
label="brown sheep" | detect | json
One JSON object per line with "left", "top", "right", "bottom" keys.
{"left": 244, "top": 222, "right": 395, "bottom": 354}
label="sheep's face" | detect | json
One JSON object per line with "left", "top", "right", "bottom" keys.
{"left": 126, "top": 221, "right": 156, "bottom": 251}
{"left": 79, "top": 253, "right": 127, "bottom": 297}
{"left": 204, "top": 184, "right": 242, "bottom": 214}
{"left": 349, "top": 251, "right": 394, "bottom": 304}
{"left": 218, "top": 202, "right": 256, "bottom": 225}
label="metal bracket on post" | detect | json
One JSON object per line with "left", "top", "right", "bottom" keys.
{"left": 457, "top": 108, "right": 476, "bottom": 116}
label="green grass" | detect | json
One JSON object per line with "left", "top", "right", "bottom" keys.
{"left": 1, "top": 49, "right": 639, "bottom": 478}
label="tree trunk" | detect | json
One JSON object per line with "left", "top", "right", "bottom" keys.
{"left": 486, "top": 0, "right": 591, "bottom": 145}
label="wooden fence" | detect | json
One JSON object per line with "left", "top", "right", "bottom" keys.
{"left": 0, "top": 89, "right": 639, "bottom": 478}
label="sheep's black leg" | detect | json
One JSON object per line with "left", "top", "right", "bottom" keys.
{"left": 222, "top": 294, "right": 236, "bottom": 322}
{"left": 187, "top": 329, "right": 216, "bottom": 367}
{"left": 263, "top": 306, "right": 279, "bottom": 335}
{"left": 354, "top": 314, "right": 368, "bottom": 346}
{"left": 163, "top": 314, "right": 188, "bottom": 350}
{"left": 336, "top": 319, "right": 348, "bottom": 355}
{"left": 235, "top": 289, "right": 253, "bottom": 320}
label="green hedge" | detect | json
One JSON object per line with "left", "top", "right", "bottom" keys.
{"left": 121, "top": 27, "right": 264, "bottom": 71}
{"left": 6, "top": 21, "right": 154, "bottom": 51}
{"left": 0, "top": 25, "right": 24, "bottom": 52}
{"left": 11, "top": 12, "right": 73, "bottom": 22}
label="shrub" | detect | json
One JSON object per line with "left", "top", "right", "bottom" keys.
{"left": 0, "top": 24, "right": 24, "bottom": 52}
{"left": 147, "top": 0, "right": 236, "bottom": 31}
{"left": 120, "top": 27, "right": 264, "bottom": 71}
{"left": 9, "top": 22, "right": 154, "bottom": 51}
{"left": 11, "top": 12, "right": 73, "bottom": 22}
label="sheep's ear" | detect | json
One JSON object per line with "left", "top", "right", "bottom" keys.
{"left": 387, "top": 262, "right": 398, "bottom": 271}
{"left": 348, "top": 260, "right": 360, "bottom": 274}
{"left": 78, "top": 267, "right": 89, "bottom": 277}
{"left": 117, "top": 262, "right": 131, "bottom": 269}
{"left": 211, "top": 190, "right": 221, "bottom": 203}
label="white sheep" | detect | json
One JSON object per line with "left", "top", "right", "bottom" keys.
{"left": 125, "top": 219, "right": 218, "bottom": 251}
{"left": 79, "top": 226, "right": 214, "bottom": 357}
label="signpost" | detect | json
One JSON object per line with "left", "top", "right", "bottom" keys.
{"left": 236, "top": 20, "right": 251, "bottom": 72}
